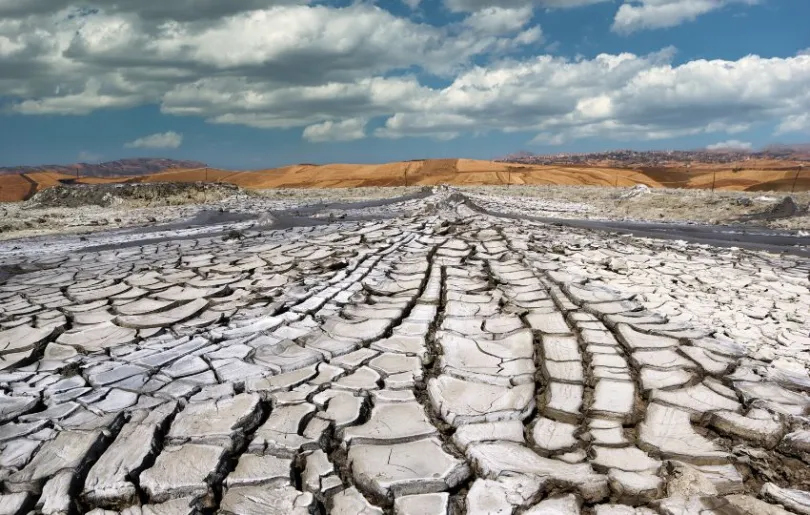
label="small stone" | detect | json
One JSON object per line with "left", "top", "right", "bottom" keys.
{"left": 330, "top": 486, "right": 384, "bottom": 515}
{"left": 761, "top": 483, "right": 810, "bottom": 515}
{"left": 453, "top": 421, "right": 525, "bottom": 451}
{"left": 608, "top": 470, "right": 663, "bottom": 504}
{"left": 525, "top": 494, "right": 581, "bottom": 514}
{"left": 343, "top": 401, "right": 437, "bottom": 446}
{"left": 348, "top": 438, "right": 470, "bottom": 499}
{"left": 428, "top": 375, "right": 534, "bottom": 427}
{"left": 0, "top": 493, "right": 32, "bottom": 515}
{"left": 225, "top": 454, "right": 292, "bottom": 487}
{"left": 139, "top": 444, "right": 226, "bottom": 504}
{"left": 219, "top": 484, "right": 315, "bottom": 515}
{"left": 394, "top": 493, "right": 449, "bottom": 515}
{"left": 531, "top": 417, "right": 578, "bottom": 453}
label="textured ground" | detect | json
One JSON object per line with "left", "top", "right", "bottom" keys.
{"left": 0, "top": 186, "right": 418, "bottom": 241}
{"left": 2, "top": 158, "right": 809, "bottom": 202}
{"left": 2, "top": 184, "right": 808, "bottom": 244}
{"left": 460, "top": 186, "right": 810, "bottom": 231}
{"left": 0, "top": 189, "right": 809, "bottom": 515}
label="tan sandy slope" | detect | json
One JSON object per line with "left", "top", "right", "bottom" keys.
{"left": 1, "top": 159, "right": 808, "bottom": 202}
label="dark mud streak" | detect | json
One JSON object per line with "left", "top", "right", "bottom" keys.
{"left": 2, "top": 188, "right": 431, "bottom": 257}
{"left": 486, "top": 209, "right": 810, "bottom": 257}
{"left": 12, "top": 188, "right": 807, "bottom": 259}
{"left": 282, "top": 186, "right": 432, "bottom": 215}
{"left": 138, "top": 187, "right": 431, "bottom": 233}
{"left": 85, "top": 192, "right": 810, "bottom": 256}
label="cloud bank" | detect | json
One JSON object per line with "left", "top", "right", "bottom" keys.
{"left": 1, "top": 1, "right": 804, "bottom": 147}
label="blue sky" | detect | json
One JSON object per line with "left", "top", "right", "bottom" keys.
{"left": 1, "top": 0, "right": 808, "bottom": 169}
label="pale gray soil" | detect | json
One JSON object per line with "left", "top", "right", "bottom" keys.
{"left": 0, "top": 189, "right": 808, "bottom": 514}
{"left": 460, "top": 185, "right": 810, "bottom": 231}
{"left": 2, "top": 185, "right": 807, "bottom": 244}
{"left": 0, "top": 186, "right": 419, "bottom": 242}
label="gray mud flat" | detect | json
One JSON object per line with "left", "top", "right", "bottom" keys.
{"left": 498, "top": 214, "right": 810, "bottom": 257}
{"left": 0, "top": 188, "right": 434, "bottom": 259}
{"left": 0, "top": 189, "right": 809, "bottom": 514}
{"left": 81, "top": 191, "right": 810, "bottom": 258}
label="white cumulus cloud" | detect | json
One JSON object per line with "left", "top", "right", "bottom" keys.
{"left": 0, "top": 2, "right": 808, "bottom": 148}
{"left": 376, "top": 52, "right": 810, "bottom": 144}
{"left": 706, "top": 140, "right": 752, "bottom": 151}
{"left": 776, "top": 113, "right": 810, "bottom": 135}
{"left": 303, "top": 118, "right": 367, "bottom": 142}
{"left": 124, "top": 131, "right": 183, "bottom": 149}
{"left": 612, "top": 0, "right": 759, "bottom": 34}
{"left": 462, "top": 6, "right": 534, "bottom": 36}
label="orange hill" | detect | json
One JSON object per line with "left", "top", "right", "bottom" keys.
{"left": 1, "top": 159, "right": 808, "bottom": 202}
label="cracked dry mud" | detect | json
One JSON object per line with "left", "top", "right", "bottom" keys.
{"left": 0, "top": 189, "right": 809, "bottom": 515}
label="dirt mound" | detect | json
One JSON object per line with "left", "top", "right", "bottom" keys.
{"left": 617, "top": 184, "right": 651, "bottom": 200}
{"left": 771, "top": 196, "right": 802, "bottom": 218}
{"left": 0, "top": 158, "right": 207, "bottom": 177}
{"left": 737, "top": 196, "right": 809, "bottom": 223}
{"left": 27, "top": 182, "right": 243, "bottom": 208}
{"left": 0, "top": 175, "right": 36, "bottom": 202}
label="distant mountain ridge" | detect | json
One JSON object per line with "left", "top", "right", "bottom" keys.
{"left": 761, "top": 143, "right": 810, "bottom": 156}
{"left": 0, "top": 158, "right": 208, "bottom": 177}
{"left": 497, "top": 143, "right": 810, "bottom": 166}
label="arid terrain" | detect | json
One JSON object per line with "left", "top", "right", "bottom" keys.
{"left": 0, "top": 186, "right": 809, "bottom": 515}
{"left": 2, "top": 182, "right": 807, "bottom": 262}
{"left": 1, "top": 180, "right": 807, "bottom": 245}
{"left": 0, "top": 152, "right": 808, "bottom": 515}
{"left": 1, "top": 158, "right": 809, "bottom": 203}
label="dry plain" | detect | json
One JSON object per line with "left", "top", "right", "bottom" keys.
{"left": 0, "top": 186, "right": 809, "bottom": 515}
{"left": 2, "top": 158, "right": 810, "bottom": 204}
